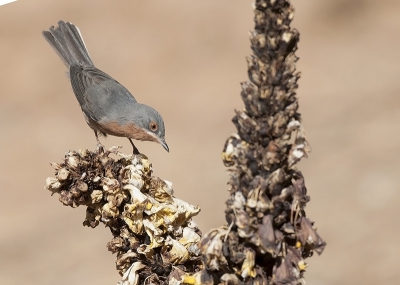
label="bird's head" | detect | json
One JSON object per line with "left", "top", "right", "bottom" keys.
{"left": 132, "top": 104, "right": 168, "bottom": 152}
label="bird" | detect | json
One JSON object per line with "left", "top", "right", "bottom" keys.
{"left": 42, "top": 21, "right": 168, "bottom": 154}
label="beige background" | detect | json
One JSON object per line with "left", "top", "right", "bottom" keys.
{"left": 1, "top": 0, "right": 399, "bottom": 284}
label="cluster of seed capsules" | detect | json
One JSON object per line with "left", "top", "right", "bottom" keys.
{"left": 194, "top": 1, "right": 326, "bottom": 284}
{"left": 45, "top": 147, "right": 203, "bottom": 284}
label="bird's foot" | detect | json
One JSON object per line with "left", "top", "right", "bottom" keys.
{"left": 132, "top": 146, "right": 140, "bottom": 155}
{"left": 96, "top": 142, "right": 105, "bottom": 154}
{"left": 128, "top": 139, "right": 140, "bottom": 155}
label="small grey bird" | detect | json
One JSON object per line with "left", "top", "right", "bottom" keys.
{"left": 42, "top": 21, "right": 168, "bottom": 154}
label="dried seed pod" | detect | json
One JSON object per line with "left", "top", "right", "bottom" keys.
{"left": 76, "top": 180, "right": 88, "bottom": 192}
{"left": 56, "top": 168, "right": 70, "bottom": 181}
{"left": 44, "top": 177, "right": 62, "bottom": 193}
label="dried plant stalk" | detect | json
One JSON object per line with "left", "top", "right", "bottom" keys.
{"left": 195, "top": 1, "right": 326, "bottom": 284}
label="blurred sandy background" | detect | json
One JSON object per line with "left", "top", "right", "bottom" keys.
{"left": 1, "top": 0, "right": 399, "bottom": 284}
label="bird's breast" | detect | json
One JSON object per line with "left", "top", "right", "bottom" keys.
{"left": 96, "top": 120, "right": 159, "bottom": 142}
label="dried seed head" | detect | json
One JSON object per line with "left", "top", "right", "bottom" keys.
{"left": 45, "top": 147, "right": 202, "bottom": 280}
{"left": 197, "top": 1, "right": 326, "bottom": 284}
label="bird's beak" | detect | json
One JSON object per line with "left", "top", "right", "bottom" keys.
{"left": 159, "top": 138, "right": 169, "bottom": 152}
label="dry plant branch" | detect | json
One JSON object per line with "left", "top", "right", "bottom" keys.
{"left": 45, "top": 1, "right": 325, "bottom": 284}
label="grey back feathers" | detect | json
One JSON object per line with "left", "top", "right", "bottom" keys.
{"left": 43, "top": 21, "right": 138, "bottom": 123}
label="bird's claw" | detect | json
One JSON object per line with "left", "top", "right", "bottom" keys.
{"left": 96, "top": 142, "right": 105, "bottom": 154}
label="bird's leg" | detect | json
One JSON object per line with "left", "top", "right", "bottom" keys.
{"left": 94, "top": 131, "right": 105, "bottom": 153}
{"left": 129, "top": 138, "right": 140, "bottom": 155}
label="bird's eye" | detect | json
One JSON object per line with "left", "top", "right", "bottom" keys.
{"left": 149, "top": 121, "right": 158, "bottom": 132}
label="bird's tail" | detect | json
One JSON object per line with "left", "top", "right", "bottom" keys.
{"left": 42, "top": 21, "right": 94, "bottom": 68}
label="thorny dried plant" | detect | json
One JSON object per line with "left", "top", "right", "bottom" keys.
{"left": 45, "top": 1, "right": 325, "bottom": 284}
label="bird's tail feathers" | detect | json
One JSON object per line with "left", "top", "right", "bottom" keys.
{"left": 42, "top": 21, "right": 94, "bottom": 68}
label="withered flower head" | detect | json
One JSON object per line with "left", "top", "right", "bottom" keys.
{"left": 45, "top": 147, "right": 202, "bottom": 283}
{"left": 198, "top": 1, "right": 325, "bottom": 284}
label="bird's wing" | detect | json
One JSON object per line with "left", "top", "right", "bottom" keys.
{"left": 69, "top": 65, "right": 136, "bottom": 122}
{"left": 70, "top": 65, "right": 111, "bottom": 105}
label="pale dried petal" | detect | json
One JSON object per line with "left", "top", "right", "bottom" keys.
{"left": 118, "top": 262, "right": 146, "bottom": 285}
{"left": 90, "top": 190, "right": 103, "bottom": 203}
{"left": 44, "top": 177, "right": 61, "bottom": 193}
{"left": 179, "top": 227, "right": 201, "bottom": 246}
{"left": 161, "top": 236, "right": 190, "bottom": 264}
{"left": 240, "top": 249, "right": 256, "bottom": 278}
{"left": 200, "top": 228, "right": 228, "bottom": 270}
{"left": 220, "top": 273, "right": 240, "bottom": 285}
{"left": 123, "top": 203, "right": 144, "bottom": 234}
